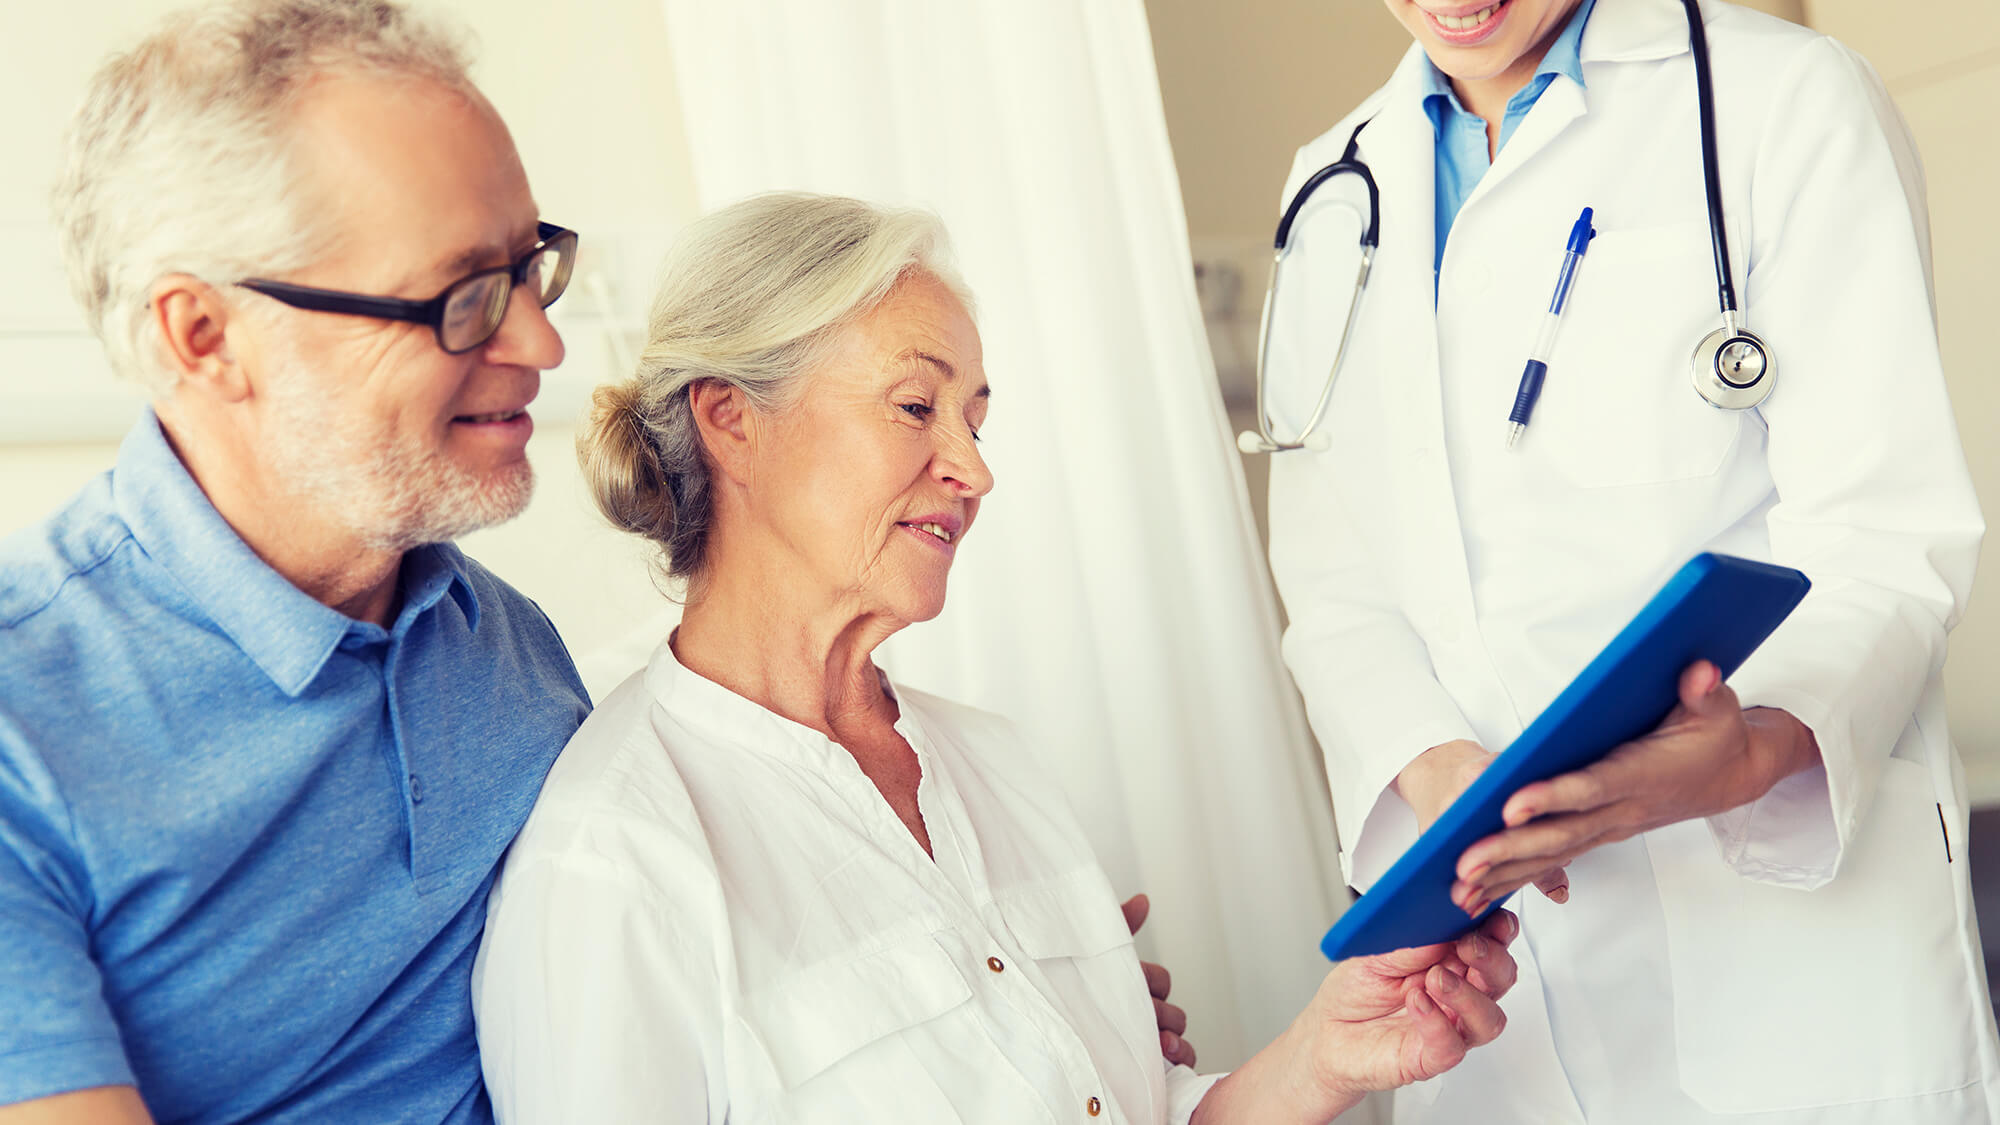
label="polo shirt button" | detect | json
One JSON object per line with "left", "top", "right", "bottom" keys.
{"left": 409, "top": 774, "right": 424, "bottom": 804}
{"left": 987, "top": 956, "right": 1005, "bottom": 973}
{"left": 1086, "top": 1095, "right": 1102, "bottom": 1116}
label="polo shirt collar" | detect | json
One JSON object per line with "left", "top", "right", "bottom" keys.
{"left": 114, "top": 411, "right": 479, "bottom": 696}
{"left": 1420, "top": 0, "right": 1597, "bottom": 132}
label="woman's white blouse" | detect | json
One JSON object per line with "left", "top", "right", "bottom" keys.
{"left": 472, "top": 641, "right": 1219, "bottom": 1123}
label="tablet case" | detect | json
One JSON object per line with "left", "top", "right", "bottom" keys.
{"left": 1319, "top": 552, "right": 1810, "bottom": 961}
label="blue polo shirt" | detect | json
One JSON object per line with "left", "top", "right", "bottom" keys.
{"left": 0, "top": 414, "right": 590, "bottom": 1121}
{"left": 1424, "top": 0, "right": 1597, "bottom": 273}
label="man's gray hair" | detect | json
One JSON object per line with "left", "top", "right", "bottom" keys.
{"left": 53, "top": 0, "right": 478, "bottom": 391}
{"left": 578, "top": 192, "right": 974, "bottom": 588}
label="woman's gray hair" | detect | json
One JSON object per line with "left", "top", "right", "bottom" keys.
{"left": 52, "top": 0, "right": 479, "bottom": 391}
{"left": 579, "top": 192, "right": 972, "bottom": 587}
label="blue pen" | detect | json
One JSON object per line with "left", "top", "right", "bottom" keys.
{"left": 1507, "top": 206, "right": 1596, "bottom": 448}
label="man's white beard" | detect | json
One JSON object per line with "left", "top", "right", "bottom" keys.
{"left": 258, "top": 360, "right": 534, "bottom": 553}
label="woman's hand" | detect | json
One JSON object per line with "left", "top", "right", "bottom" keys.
{"left": 1292, "top": 910, "right": 1518, "bottom": 1107}
{"left": 1192, "top": 911, "right": 1518, "bottom": 1124}
{"left": 1448, "top": 662, "right": 1819, "bottom": 917}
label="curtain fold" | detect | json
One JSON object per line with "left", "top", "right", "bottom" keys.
{"left": 661, "top": 0, "right": 1343, "bottom": 1065}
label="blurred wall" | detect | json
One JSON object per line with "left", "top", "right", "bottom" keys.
{"left": 1144, "top": 0, "right": 2000, "bottom": 803}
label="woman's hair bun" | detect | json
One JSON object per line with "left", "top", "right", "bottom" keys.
{"left": 578, "top": 379, "right": 678, "bottom": 545}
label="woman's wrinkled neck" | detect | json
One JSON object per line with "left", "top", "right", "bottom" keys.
{"left": 672, "top": 556, "right": 903, "bottom": 740}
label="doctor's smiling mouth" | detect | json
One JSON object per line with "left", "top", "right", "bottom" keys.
{"left": 1385, "top": 0, "right": 1585, "bottom": 73}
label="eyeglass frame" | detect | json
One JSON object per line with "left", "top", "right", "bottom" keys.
{"left": 235, "top": 221, "right": 578, "bottom": 355}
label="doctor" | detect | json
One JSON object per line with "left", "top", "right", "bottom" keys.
{"left": 1264, "top": 0, "right": 2000, "bottom": 1121}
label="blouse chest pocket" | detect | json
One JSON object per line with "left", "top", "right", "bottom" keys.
{"left": 993, "top": 870, "right": 1161, "bottom": 1124}
{"left": 742, "top": 932, "right": 973, "bottom": 1090}
{"left": 1530, "top": 219, "right": 1750, "bottom": 489}
{"left": 995, "top": 869, "right": 1139, "bottom": 964}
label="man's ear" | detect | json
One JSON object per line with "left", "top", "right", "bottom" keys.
{"left": 149, "top": 275, "right": 250, "bottom": 403}
{"left": 687, "top": 379, "right": 758, "bottom": 486}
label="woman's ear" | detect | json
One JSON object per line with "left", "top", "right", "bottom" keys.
{"left": 150, "top": 275, "right": 251, "bottom": 404}
{"left": 688, "top": 379, "right": 757, "bottom": 485}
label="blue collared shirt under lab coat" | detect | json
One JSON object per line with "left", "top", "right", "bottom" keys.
{"left": 1423, "top": 0, "right": 1599, "bottom": 274}
{"left": 0, "top": 412, "right": 591, "bottom": 1120}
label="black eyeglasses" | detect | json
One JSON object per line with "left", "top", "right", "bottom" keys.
{"left": 237, "top": 222, "right": 578, "bottom": 354}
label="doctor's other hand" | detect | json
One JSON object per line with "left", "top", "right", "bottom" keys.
{"left": 1450, "top": 661, "right": 1821, "bottom": 915}
{"left": 1193, "top": 911, "right": 1518, "bottom": 1124}
{"left": 1123, "top": 893, "right": 1198, "bottom": 1068}
{"left": 1395, "top": 740, "right": 1570, "bottom": 907}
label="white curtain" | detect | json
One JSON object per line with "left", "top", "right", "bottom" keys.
{"left": 661, "top": 0, "right": 1343, "bottom": 1066}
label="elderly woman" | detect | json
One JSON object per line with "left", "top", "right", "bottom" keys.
{"left": 471, "top": 193, "right": 1517, "bottom": 1123}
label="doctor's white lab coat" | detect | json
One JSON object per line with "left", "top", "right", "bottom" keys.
{"left": 1267, "top": 1, "right": 2000, "bottom": 1121}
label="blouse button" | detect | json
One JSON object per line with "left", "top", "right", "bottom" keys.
{"left": 987, "top": 956, "right": 1005, "bottom": 973}
{"left": 1087, "top": 1096, "right": 1103, "bottom": 1116}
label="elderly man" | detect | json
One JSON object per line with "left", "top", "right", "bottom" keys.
{"left": 0, "top": 2, "right": 591, "bottom": 1121}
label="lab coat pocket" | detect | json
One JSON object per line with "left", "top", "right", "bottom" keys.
{"left": 1646, "top": 758, "right": 1980, "bottom": 1112}
{"left": 745, "top": 932, "right": 973, "bottom": 1089}
{"left": 1534, "top": 220, "right": 1747, "bottom": 489}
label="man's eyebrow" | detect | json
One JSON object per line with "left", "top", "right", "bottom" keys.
{"left": 413, "top": 223, "right": 542, "bottom": 292}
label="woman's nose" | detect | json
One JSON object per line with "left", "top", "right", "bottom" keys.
{"left": 936, "top": 425, "right": 994, "bottom": 497}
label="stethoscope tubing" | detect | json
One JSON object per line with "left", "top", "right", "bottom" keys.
{"left": 1685, "top": 0, "right": 1737, "bottom": 318}
{"left": 1245, "top": 129, "right": 1379, "bottom": 455}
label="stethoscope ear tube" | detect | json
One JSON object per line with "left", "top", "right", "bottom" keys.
{"left": 1274, "top": 153, "right": 1380, "bottom": 252}
{"left": 1241, "top": 121, "right": 1380, "bottom": 455}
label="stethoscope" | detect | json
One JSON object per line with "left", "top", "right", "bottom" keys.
{"left": 1238, "top": 0, "right": 1775, "bottom": 456}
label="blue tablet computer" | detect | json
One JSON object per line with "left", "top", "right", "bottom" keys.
{"left": 1318, "top": 552, "right": 1810, "bottom": 961}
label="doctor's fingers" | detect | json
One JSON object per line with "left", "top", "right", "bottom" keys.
{"left": 1141, "top": 960, "right": 1171, "bottom": 1000}
{"left": 1467, "top": 801, "right": 1644, "bottom": 881}
{"left": 1456, "top": 822, "right": 1634, "bottom": 912}
{"left": 1501, "top": 757, "right": 1640, "bottom": 828}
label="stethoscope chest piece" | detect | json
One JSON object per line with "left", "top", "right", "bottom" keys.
{"left": 1691, "top": 319, "right": 1776, "bottom": 410}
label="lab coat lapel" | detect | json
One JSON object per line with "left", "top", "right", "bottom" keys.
{"left": 1474, "top": 79, "right": 1584, "bottom": 207}
{"left": 1582, "top": 0, "right": 1703, "bottom": 65}
{"left": 1463, "top": 0, "right": 1697, "bottom": 221}
{"left": 1352, "top": 52, "right": 1484, "bottom": 620}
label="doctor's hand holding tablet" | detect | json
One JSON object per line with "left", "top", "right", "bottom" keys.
{"left": 1255, "top": 0, "right": 1999, "bottom": 1121}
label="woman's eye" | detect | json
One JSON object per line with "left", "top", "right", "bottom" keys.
{"left": 899, "top": 402, "right": 934, "bottom": 420}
